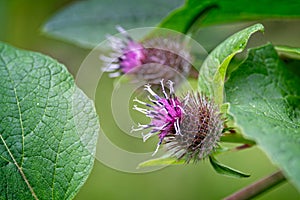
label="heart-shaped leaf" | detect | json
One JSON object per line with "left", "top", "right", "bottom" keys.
{"left": 225, "top": 44, "right": 300, "bottom": 191}
{"left": 0, "top": 42, "right": 99, "bottom": 199}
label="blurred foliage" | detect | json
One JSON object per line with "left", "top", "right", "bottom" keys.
{"left": 42, "top": 0, "right": 300, "bottom": 49}
{"left": 159, "top": 0, "right": 300, "bottom": 33}
{"left": 43, "top": 0, "right": 183, "bottom": 48}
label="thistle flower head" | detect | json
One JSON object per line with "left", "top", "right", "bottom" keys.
{"left": 132, "top": 81, "right": 224, "bottom": 162}
{"left": 164, "top": 93, "right": 224, "bottom": 162}
{"left": 143, "top": 37, "right": 191, "bottom": 78}
{"left": 102, "top": 27, "right": 192, "bottom": 84}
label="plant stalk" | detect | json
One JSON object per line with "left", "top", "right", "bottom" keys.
{"left": 224, "top": 170, "right": 286, "bottom": 200}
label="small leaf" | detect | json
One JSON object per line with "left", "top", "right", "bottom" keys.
{"left": 225, "top": 44, "right": 300, "bottom": 190}
{"left": 198, "top": 23, "right": 264, "bottom": 105}
{"left": 138, "top": 156, "right": 185, "bottom": 168}
{"left": 0, "top": 42, "right": 99, "bottom": 199}
{"left": 209, "top": 156, "right": 250, "bottom": 178}
{"left": 42, "top": 0, "right": 184, "bottom": 48}
{"left": 275, "top": 45, "right": 300, "bottom": 60}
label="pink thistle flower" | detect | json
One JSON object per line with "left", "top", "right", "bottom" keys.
{"left": 101, "top": 26, "right": 146, "bottom": 77}
{"left": 164, "top": 93, "right": 224, "bottom": 162}
{"left": 101, "top": 27, "right": 192, "bottom": 84}
{"left": 119, "top": 41, "right": 145, "bottom": 73}
{"left": 132, "top": 81, "right": 224, "bottom": 162}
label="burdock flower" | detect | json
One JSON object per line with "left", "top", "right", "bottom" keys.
{"left": 102, "top": 26, "right": 146, "bottom": 77}
{"left": 101, "top": 26, "right": 192, "bottom": 84}
{"left": 132, "top": 80, "right": 224, "bottom": 162}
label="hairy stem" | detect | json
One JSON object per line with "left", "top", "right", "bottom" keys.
{"left": 224, "top": 170, "right": 286, "bottom": 200}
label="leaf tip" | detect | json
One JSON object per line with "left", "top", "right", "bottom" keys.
{"left": 209, "top": 156, "right": 251, "bottom": 178}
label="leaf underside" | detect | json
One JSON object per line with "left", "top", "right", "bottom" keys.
{"left": 42, "top": 0, "right": 184, "bottom": 48}
{"left": 43, "top": 0, "right": 300, "bottom": 48}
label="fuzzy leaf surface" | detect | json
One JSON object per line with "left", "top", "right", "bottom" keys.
{"left": 225, "top": 44, "right": 300, "bottom": 190}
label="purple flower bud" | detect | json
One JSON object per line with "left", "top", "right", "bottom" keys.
{"left": 132, "top": 81, "right": 224, "bottom": 162}
{"left": 102, "top": 27, "right": 192, "bottom": 84}
{"left": 119, "top": 41, "right": 145, "bottom": 74}
{"left": 165, "top": 93, "right": 224, "bottom": 163}
{"left": 142, "top": 37, "right": 191, "bottom": 80}
{"left": 102, "top": 26, "right": 146, "bottom": 77}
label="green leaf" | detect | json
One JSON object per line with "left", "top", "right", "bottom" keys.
{"left": 225, "top": 44, "right": 300, "bottom": 190}
{"left": 138, "top": 152, "right": 250, "bottom": 179}
{"left": 275, "top": 45, "right": 300, "bottom": 60}
{"left": 209, "top": 156, "right": 250, "bottom": 178}
{"left": 198, "top": 23, "right": 264, "bottom": 105}
{"left": 42, "top": 0, "right": 183, "bottom": 48}
{"left": 159, "top": 0, "right": 300, "bottom": 33}
{"left": 158, "top": 1, "right": 217, "bottom": 33}
{"left": 220, "top": 133, "right": 256, "bottom": 145}
{"left": 0, "top": 42, "right": 99, "bottom": 199}
{"left": 138, "top": 156, "right": 185, "bottom": 168}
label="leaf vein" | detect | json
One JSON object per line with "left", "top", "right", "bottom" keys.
{"left": 1, "top": 51, "right": 39, "bottom": 200}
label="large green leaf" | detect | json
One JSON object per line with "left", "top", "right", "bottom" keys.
{"left": 225, "top": 44, "right": 300, "bottom": 191}
{"left": 42, "top": 0, "right": 183, "bottom": 48}
{"left": 0, "top": 42, "right": 99, "bottom": 199}
{"left": 198, "top": 23, "right": 264, "bottom": 105}
{"left": 159, "top": 0, "right": 300, "bottom": 33}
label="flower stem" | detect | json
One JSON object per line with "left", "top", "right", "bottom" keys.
{"left": 224, "top": 170, "right": 286, "bottom": 200}
{"left": 221, "top": 132, "right": 256, "bottom": 145}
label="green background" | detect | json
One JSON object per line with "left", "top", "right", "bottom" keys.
{"left": 1, "top": 0, "right": 299, "bottom": 199}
